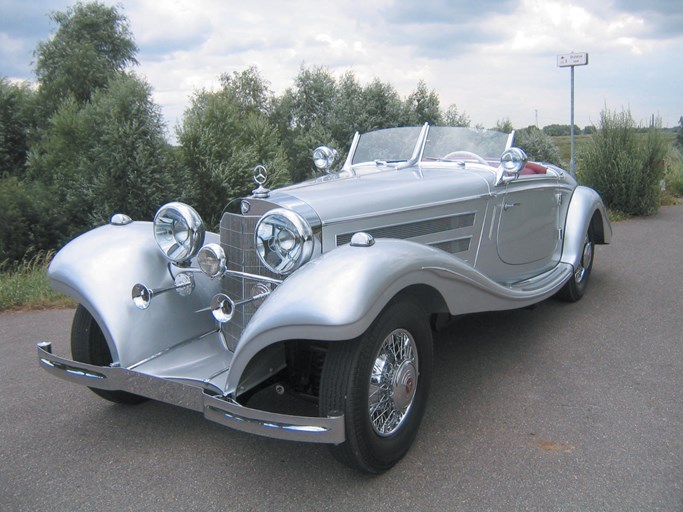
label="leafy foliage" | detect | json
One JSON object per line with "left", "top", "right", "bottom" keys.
{"left": 542, "top": 124, "right": 582, "bottom": 136}
{"left": 0, "top": 78, "right": 36, "bottom": 178}
{"left": 404, "top": 80, "right": 442, "bottom": 125}
{"left": 494, "top": 118, "right": 513, "bottom": 134}
{"left": 273, "top": 66, "right": 448, "bottom": 182}
{"left": 34, "top": 1, "right": 138, "bottom": 116}
{"left": 442, "top": 104, "right": 470, "bottom": 127}
{"left": 515, "top": 126, "right": 563, "bottom": 166}
{"left": 27, "top": 74, "right": 179, "bottom": 244}
{"left": 663, "top": 146, "right": 683, "bottom": 197}
{"left": 0, "top": 177, "right": 56, "bottom": 264}
{"left": 578, "top": 109, "right": 667, "bottom": 216}
{"left": 177, "top": 67, "right": 289, "bottom": 227}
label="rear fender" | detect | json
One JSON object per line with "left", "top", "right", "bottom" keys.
{"left": 561, "top": 186, "right": 612, "bottom": 270}
{"left": 48, "top": 222, "right": 221, "bottom": 367}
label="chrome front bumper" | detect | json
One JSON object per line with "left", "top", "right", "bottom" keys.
{"left": 37, "top": 342, "right": 344, "bottom": 445}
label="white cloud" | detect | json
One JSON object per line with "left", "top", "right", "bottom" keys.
{"left": 1, "top": 0, "right": 681, "bottom": 132}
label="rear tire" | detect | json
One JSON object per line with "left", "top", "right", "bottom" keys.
{"left": 319, "top": 298, "right": 433, "bottom": 473}
{"left": 557, "top": 224, "right": 595, "bottom": 302}
{"left": 71, "top": 305, "right": 147, "bottom": 405}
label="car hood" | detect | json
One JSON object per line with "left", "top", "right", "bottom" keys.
{"left": 273, "top": 166, "right": 493, "bottom": 224}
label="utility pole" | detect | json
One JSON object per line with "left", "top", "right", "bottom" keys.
{"left": 557, "top": 52, "right": 589, "bottom": 177}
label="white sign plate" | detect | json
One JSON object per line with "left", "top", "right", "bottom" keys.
{"left": 557, "top": 52, "right": 589, "bottom": 67}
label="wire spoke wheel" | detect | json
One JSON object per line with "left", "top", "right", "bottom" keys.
{"left": 368, "top": 328, "right": 418, "bottom": 436}
{"left": 320, "top": 298, "right": 432, "bottom": 473}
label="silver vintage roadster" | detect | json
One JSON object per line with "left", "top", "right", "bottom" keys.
{"left": 37, "top": 124, "right": 611, "bottom": 473}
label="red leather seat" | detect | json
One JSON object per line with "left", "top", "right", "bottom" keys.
{"left": 520, "top": 162, "right": 547, "bottom": 175}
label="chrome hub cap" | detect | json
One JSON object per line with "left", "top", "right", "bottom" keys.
{"left": 574, "top": 235, "right": 594, "bottom": 284}
{"left": 368, "top": 328, "right": 419, "bottom": 437}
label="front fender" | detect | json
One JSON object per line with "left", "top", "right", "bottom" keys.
{"left": 48, "top": 222, "right": 221, "bottom": 367}
{"left": 225, "top": 238, "right": 569, "bottom": 394}
{"left": 561, "top": 186, "right": 612, "bottom": 270}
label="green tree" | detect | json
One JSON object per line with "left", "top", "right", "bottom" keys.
{"left": 34, "top": 1, "right": 138, "bottom": 117}
{"left": 442, "top": 104, "right": 470, "bottom": 127}
{"left": 542, "top": 124, "right": 580, "bottom": 136}
{"left": 494, "top": 118, "right": 514, "bottom": 134}
{"left": 178, "top": 70, "right": 288, "bottom": 226}
{"left": 274, "top": 66, "right": 340, "bottom": 182}
{"left": 404, "top": 80, "right": 441, "bottom": 125}
{"left": 28, "top": 74, "right": 179, "bottom": 241}
{"left": 676, "top": 116, "right": 683, "bottom": 149}
{"left": 0, "top": 177, "right": 55, "bottom": 264}
{"left": 359, "top": 78, "right": 405, "bottom": 130}
{"left": 219, "top": 66, "right": 273, "bottom": 115}
{"left": 515, "top": 126, "right": 563, "bottom": 166}
{"left": 0, "top": 78, "right": 36, "bottom": 178}
{"left": 329, "top": 71, "right": 366, "bottom": 144}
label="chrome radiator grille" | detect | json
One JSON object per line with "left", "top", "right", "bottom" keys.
{"left": 220, "top": 212, "right": 279, "bottom": 351}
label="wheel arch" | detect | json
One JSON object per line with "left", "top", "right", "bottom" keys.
{"left": 561, "top": 186, "right": 612, "bottom": 270}
{"left": 47, "top": 222, "right": 222, "bottom": 367}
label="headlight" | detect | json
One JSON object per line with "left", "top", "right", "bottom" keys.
{"left": 153, "top": 202, "right": 205, "bottom": 264}
{"left": 197, "top": 243, "right": 226, "bottom": 278}
{"left": 255, "top": 208, "right": 313, "bottom": 275}
{"left": 313, "top": 146, "right": 338, "bottom": 173}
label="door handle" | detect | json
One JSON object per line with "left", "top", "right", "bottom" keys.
{"left": 503, "top": 202, "right": 520, "bottom": 210}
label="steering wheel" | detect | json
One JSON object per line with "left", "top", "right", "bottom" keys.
{"left": 442, "top": 151, "right": 489, "bottom": 166}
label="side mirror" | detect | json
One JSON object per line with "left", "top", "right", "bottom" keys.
{"left": 495, "top": 147, "right": 527, "bottom": 186}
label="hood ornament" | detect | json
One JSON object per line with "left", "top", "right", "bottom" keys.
{"left": 251, "top": 164, "right": 270, "bottom": 198}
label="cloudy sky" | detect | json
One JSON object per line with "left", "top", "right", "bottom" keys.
{"left": 1, "top": 0, "right": 681, "bottom": 136}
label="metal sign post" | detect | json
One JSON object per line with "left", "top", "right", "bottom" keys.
{"left": 557, "top": 52, "right": 589, "bottom": 177}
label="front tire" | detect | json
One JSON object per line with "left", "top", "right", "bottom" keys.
{"left": 319, "top": 298, "right": 433, "bottom": 473}
{"left": 71, "top": 305, "right": 147, "bottom": 405}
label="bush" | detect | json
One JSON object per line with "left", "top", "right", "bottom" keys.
{"left": 664, "top": 146, "right": 683, "bottom": 197}
{"left": 515, "top": 126, "right": 563, "bottom": 166}
{"left": 578, "top": 109, "right": 667, "bottom": 216}
{"left": 0, "top": 177, "right": 60, "bottom": 264}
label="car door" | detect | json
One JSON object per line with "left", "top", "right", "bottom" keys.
{"left": 495, "top": 173, "right": 561, "bottom": 273}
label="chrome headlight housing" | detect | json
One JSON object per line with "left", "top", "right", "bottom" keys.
{"left": 255, "top": 208, "right": 313, "bottom": 275}
{"left": 197, "top": 243, "right": 227, "bottom": 278}
{"left": 153, "top": 202, "right": 205, "bottom": 264}
{"left": 313, "top": 146, "right": 338, "bottom": 173}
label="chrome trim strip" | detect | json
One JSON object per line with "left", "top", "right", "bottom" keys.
{"left": 38, "top": 343, "right": 208, "bottom": 410}
{"left": 222, "top": 269, "right": 283, "bottom": 286}
{"left": 205, "top": 396, "right": 344, "bottom": 444}
{"left": 335, "top": 211, "right": 476, "bottom": 246}
{"left": 37, "top": 343, "right": 345, "bottom": 444}
{"left": 325, "top": 193, "right": 487, "bottom": 226}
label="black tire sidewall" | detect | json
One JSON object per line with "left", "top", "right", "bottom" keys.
{"left": 334, "top": 298, "right": 433, "bottom": 472}
{"left": 70, "top": 305, "right": 146, "bottom": 404}
{"left": 558, "top": 224, "right": 595, "bottom": 302}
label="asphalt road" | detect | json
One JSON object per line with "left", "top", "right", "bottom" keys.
{"left": 1, "top": 204, "right": 682, "bottom": 512}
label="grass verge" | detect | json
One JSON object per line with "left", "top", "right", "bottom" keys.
{"left": 0, "top": 252, "right": 76, "bottom": 311}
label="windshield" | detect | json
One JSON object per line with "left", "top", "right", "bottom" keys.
{"left": 351, "top": 127, "right": 423, "bottom": 165}
{"left": 350, "top": 125, "right": 511, "bottom": 167}
{"left": 423, "top": 127, "right": 511, "bottom": 161}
